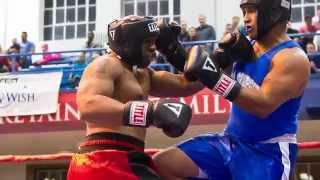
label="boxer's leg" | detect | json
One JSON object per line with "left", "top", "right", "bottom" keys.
{"left": 153, "top": 146, "right": 199, "bottom": 180}
{"left": 153, "top": 133, "right": 232, "bottom": 180}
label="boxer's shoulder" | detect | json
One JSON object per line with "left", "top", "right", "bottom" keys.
{"left": 85, "top": 54, "right": 125, "bottom": 79}
{"left": 271, "top": 46, "right": 309, "bottom": 68}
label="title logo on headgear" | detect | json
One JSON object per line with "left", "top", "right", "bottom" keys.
{"left": 281, "top": 0, "right": 290, "bottom": 9}
{"left": 147, "top": 22, "right": 159, "bottom": 32}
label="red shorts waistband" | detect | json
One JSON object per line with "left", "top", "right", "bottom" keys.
{"left": 79, "top": 132, "right": 145, "bottom": 153}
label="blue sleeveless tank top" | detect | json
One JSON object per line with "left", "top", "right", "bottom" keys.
{"left": 225, "top": 40, "right": 302, "bottom": 142}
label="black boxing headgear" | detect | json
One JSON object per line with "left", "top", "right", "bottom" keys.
{"left": 240, "top": 0, "right": 291, "bottom": 40}
{"left": 107, "top": 15, "right": 160, "bottom": 67}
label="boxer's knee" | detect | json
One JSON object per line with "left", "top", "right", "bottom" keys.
{"left": 153, "top": 147, "right": 199, "bottom": 179}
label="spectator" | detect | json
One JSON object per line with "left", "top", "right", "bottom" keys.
{"left": 287, "top": 21, "right": 300, "bottom": 42}
{"left": 313, "top": 9, "right": 320, "bottom": 30}
{"left": 183, "top": 26, "right": 198, "bottom": 52}
{"left": 299, "top": 16, "right": 317, "bottom": 33}
{"left": 287, "top": 21, "right": 299, "bottom": 34}
{"left": 79, "top": 31, "right": 102, "bottom": 64}
{"left": 188, "top": 26, "right": 198, "bottom": 41}
{"left": 299, "top": 16, "right": 317, "bottom": 51}
{"left": 223, "top": 23, "right": 233, "bottom": 36}
{"left": 19, "top": 32, "right": 35, "bottom": 69}
{"left": 306, "top": 41, "right": 320, "bottom": 73}
{"left": 0, "top": 45, "right": 11, "bottom": 73}
{"left": 33, "top": 43, "right": 62, "bottom": 66}
{"left": 196, "top": 14, "right": 216, "bottom": 53}
{"left": 178, "top": 20, "right": 189, "bottom": 42}
{"left": 231, "top": 16, "right": 241, "bottom": 32}
{"left": 6, "top": 38, "right": 21, "bottom": 70}
{"left": 7, "top": 38, "right": 20, "bottom": 54}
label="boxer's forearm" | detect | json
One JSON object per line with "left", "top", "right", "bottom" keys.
{"left": 77, "top": 94, "right": 125, "bottom": 124}
{"left": 233, "top": 87, "right": 274, "bottom": 118}
{"left": 150, "top": 71, "right": 204, "bottom": 97}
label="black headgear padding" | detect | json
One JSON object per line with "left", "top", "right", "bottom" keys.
{"left": 240, "top": 0, "right": 291, "bottom": 40}
{"left": 108, "top": 15, "right": 160, "bottom": 67}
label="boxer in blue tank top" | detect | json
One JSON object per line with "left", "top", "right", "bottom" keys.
{"left": 153, "top": 0, "right": 311, "bottom": 179}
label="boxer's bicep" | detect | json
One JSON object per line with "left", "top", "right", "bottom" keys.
{"left": 76, "top": 62, "right": 125, "bottom": 122}
{"left": 260, "top": 51, "right": 310, "bottom": 108}
{"left": 234, "top": 50, "right": 310, "bottom": 118}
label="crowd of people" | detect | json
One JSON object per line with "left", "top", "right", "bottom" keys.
{"left": 155, "top": 13, "right": 320, "bottom": 74}
{"left": 2, "top": 12, "right": 320, "bottom": 75}
{"left": 0, "top": 31, "right": 104, "bottom": 73}
{"left": 0, "top": 32, "right": 35, "bottom": 72}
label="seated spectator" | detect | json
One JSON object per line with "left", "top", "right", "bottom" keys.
{"left": 313, "top": 9, "right": 320, "bottom": 30}
{"left": 287, "top": 21, "right": 299, "bottom": 38}
{"left": 184, "top": 26, "right": 198, "bottom": 52}
{"left": 231, "top": 16, "right": 241, "bottom": 32}
{"left": 0, "top": 45, "right": 10, "bottom": 73}
{"left": 299, "top": 16, "right": 317, "bottom": 33}
{"left": 7, "top": 38, "right": 20, "bottom": 54}
{"left": 0, "top": 45, "right": 9, "bottom": 72}
{"left": 299, "top": 16, "right": 317, "bottom": 51}
{"left": 223, "top": 23, "right": 233, "bottom": 36}
{"left": 179, "top": 20, "right": 189, "bottom": 42}
{"left": 6, "top": 38, "right": 21, "bottom": 70}
{"left": 33, "top": 43, "right": 62, "bottom": 66}
{"left": 306, "top": 42, "right": 320, "bottom": 73}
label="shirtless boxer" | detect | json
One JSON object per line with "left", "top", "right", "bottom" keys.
{"left": 67, "top": 15, "right": 203, "bottom": 180}
{"left": 153, "top": 0, "right": 311, "bottom": 179}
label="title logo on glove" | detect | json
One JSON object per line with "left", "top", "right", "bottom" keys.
{"left": 214, "top": 74, "right": 236, "bottom": 97}
{"left": 130, "top": 102, "right": 148, "bottom": 126}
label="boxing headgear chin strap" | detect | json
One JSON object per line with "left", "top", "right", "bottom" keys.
{"left": 107, "top": 15, "right": 160, "bottom": 68}
{"left": 240, "top": 0, "right": 291, "bottom": 40}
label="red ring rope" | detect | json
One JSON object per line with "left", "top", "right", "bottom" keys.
{"left": 0, "top": 143, "right": 318, "bottom": 163}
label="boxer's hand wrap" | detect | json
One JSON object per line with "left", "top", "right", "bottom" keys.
{"left": 215, "top": 30, "right": 255, "bottom": 69}
{"left": 123, "top": 99, "right": 192, "bottom": 137}
{"left": 184, "top": 46, "right": 241, "bottom": 101}
{"left": 156, "top": 19, "right": 187, "bottom": 72}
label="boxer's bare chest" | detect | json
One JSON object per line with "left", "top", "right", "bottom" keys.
{"left": 113, "top": 68, "right": 151, "bottom": 102}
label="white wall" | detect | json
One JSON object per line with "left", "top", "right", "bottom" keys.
{"left": 216, "top": 0, "right": 243, "bottom": 39}
{"left": 2, "top": 0, "right": 41, "bottom": 49}
{"left": 45, "top": 0, "right": 121, "bottom": 51}
{"left": 0, "top": 1, "right": 7, "bottom": 48}
{"left": 96, "top": 0, "right": 121, "bottom": 33}
{"left": 0, "top": 0, "right": 244, "bottom": 52}
{"left": 181, "top": 0, "right": 242, "bottom": 40}
{"left": 180, "top": 0, "right": 215, "bottom": 28}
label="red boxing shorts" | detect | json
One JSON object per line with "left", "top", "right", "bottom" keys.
{"left": 67, "top": 132, "right": 160, "bottom": 180}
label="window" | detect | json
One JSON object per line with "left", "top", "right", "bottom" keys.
{"left": 291, "top": 0, "right": 319, "bottom": 23}
{"left": 43, "top": 0, "right": 96, "bottom": 41}
{"left": 35, "top": 168, "right": 67, "bottom": 180}
{"left": 293, "top": 156, "right": 320, "bottom": 180}
{"left": 27, "top": 164, "right": 68, "bottom": 180}
{"left": 121, "top": 0, "right": 181, "bottom": 24}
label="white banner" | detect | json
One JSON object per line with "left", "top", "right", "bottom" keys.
{"left": 0, "top": 71, "right": 63, "bottom": 116}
